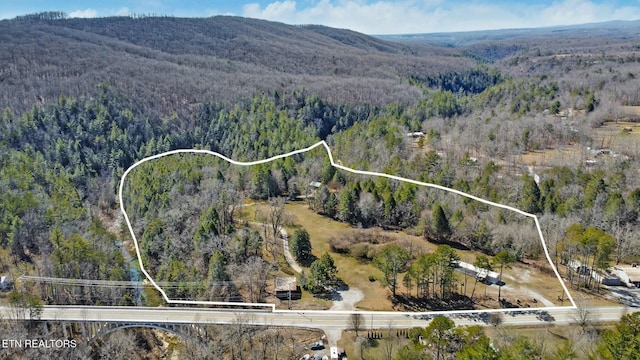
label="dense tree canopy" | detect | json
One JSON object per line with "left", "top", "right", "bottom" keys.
{"left": 307, "top": 253, "right": 338, "bottom": 294}
{"left": 290, "top": 228, "right": 312, "bottom": 263}
{"left": 374, "top": 244, "right": 411, "bottom": 297}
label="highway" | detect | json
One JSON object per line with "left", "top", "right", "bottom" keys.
{"left": 0, "top": 305, "right": 633, "bottom": 330}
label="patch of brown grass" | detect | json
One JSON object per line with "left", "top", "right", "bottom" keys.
{"left": 238, "top": 201, "right": 580, "bottom": 312}
{"left": 518, "top": 146, "right": 584, "bottom": 167}
{"left": 285, "top": 202, "right": 393, "bottom": 310}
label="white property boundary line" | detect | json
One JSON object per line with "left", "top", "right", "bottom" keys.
{"left": 118, "top": 140, "right": 577, "bottom": 315}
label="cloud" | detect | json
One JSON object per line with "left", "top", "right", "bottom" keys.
{"left": 115, "top": 7, "right": 131, "bottom": 16}
{"left": 240, "top": 0, "right": 640, "bottom": 34}
{"left": 205, "top": 9, "right": 237, "bottom": 17}
{"left": 243, "top": 1, "right": 297, "bottom": 18}
{"left": 69, "top": 9, "right": 98, "bottom": 18}
{"left": 537, "top": 0, "right": 637, "bottom": 26}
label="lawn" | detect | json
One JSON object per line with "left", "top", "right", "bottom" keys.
{"left": 286, "top": 201, "right": 578, "bottom": 311}
{"left": 285, "top": 202, "right": 393, "bottom": 310}
{"left": 238, "top": 200, "right": 609, "bottom": 312}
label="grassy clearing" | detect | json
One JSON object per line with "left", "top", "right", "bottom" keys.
{"left": 285, "top": 202, "right": 393, "bottom": 310}
{"left": 514, "top": 119, "right": 640, "bottom": 168}
{"left": 238, "top": 200, "right": 604, "bottom": 311}
{"left": 518, "top": 146, "right": 584, "bottom": 167}
{"left": 284, "top": 202, "right": 352, "bottom": 255}
{"left": 282, "top": 202, "right": 570, "bottom": 310}
{"left": 564, "top": 285, "right": 620, "bottom": 308}
{"left": 290, "top": 289, "right": 332, "bottom": 310}
{"left": 592, "top": 121, "right": 640, "bottom": 157}
{"left": 496, "top": 260, "right": 565, "bottom": 307}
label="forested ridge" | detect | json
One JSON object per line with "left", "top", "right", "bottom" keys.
{"left": 3, "top": 11, "right": 640, "bottom": 359}
{"left": 0, "top": 13, "right": 470, "bottom": 118}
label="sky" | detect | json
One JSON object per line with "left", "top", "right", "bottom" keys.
{"left": 2, "top": 0, "right": 640, "bottom": 34}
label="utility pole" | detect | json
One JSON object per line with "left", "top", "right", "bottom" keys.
{"left": 370, "top": 313, "right": 373, "bottom": 332}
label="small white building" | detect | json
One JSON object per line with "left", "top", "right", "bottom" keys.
{"left": 569, "top": 260, "right": 622, "bottom": 286}
{"left": 0, "top": 276, "right": 12, "bottom": 291}
{"left": 455, "top": 261, "right": 501, "bottom": 284}
{"left": 308, "top": 181, "right": 322, "bottom": 189}
{"left": 616, "top": 264, "right": 640, "bottom": 288}
{"left": 406, "top": 132, "right": 425, "bottom": 138}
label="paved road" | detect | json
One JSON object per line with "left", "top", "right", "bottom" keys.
{"left": 1, "top": 305, "right": 633, "bottom": 330}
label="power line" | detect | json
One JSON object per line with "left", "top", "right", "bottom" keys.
{"left": 20, "top": 275, "right": 210, "bottom": 288}
{"left": 19, "top": 275, "right": 262, "bottom": 288}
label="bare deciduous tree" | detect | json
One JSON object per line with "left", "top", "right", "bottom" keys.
{"left": 355, "top": 336, "right": 369, "bottom": 360}
{"left": 611, "top": 221, "right": 633, "bottom": 265}
{"left": 489, "top": 312, "right": 503, "bottom": 327}
{"left": 234, "top": 256, "right": 272, "bottom": 303}
{"left": 350, "top": 313, "right": 365, "bottom": 336}
{"left": 267, "top": 197, "right": 288, "bottom": 240}
{"left": 95, "top": 330, "right": 139, "bottom": 360}
{"left": 572, "top": 299, "right": 596, "bottom": 334}
{"left": 257, "top": 197, "right": 291, "bottom": 260}
{"left": 381, "top": 336, "right": 398, "bottom": 360}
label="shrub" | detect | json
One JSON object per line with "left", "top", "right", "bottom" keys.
{"left": 349, "top": 243, "right": 370, "bottom": 261}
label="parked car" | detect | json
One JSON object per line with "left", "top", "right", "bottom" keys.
{"left": 310, "top": 341, "right": 325, "bottom": 350}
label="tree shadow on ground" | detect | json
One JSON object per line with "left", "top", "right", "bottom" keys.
{"left": 299, "top": 254, "right": 318, "bottom": 267}
{"left": 312, "top": 279, "right": 349, "bottom": 300}
{"left": 393, "top": 293, "right": 475, "bottom": 311}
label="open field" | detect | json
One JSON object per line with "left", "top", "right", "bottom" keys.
{"left": 285, "top": 202, "right": 393, "bottom": 311}
{"left": 518, "top": 146, "right": 585, "bottom": 168}
{"left": 519, "top": 118, "right": 640, "bottom": 169}
{"left": 592, "top": 121, "right": 640, "bottom": 157}
{"left": 283, "top": 202, "right": 571, "bottom": 312}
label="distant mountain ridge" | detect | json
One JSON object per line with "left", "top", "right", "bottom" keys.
{"left": 57, "top": 16, "right": 410, "bottom": 59}
{"left": 0, "top": 14, "right": 475, "bottom": 116}
{"left": 3, "top": 13, "right": 639, "bottom": 117}
{"left": 377, "top": 19, "right": 640, "bottom": 47}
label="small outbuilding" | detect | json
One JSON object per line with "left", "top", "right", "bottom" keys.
{"left": 275, "top": 277, "right": 301, "bottom": 300}
{"left": 308, "top": 181, "right": 322, "bottom": 189}
{"left": 455, "top": 261, "right": 501, "bottom": 284}
{"left": 0, "top": 276, "right": 12, "bottom": 291}
{"left": 406, "top": 132, "right": 425, "bottom": 138}
{"left": 618, "top": 264, "right": 640, "bottom": 288}
{"left": 600, "top": 273, "right": 621, "bottom": 286}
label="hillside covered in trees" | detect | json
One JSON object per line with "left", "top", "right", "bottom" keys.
{"left": 0, "top": 13, "right": 470, "bottom": 118}
{"left": 3, "top": 11, "right": 640, "bottom": 359}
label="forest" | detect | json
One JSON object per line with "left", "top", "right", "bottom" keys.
{"left": 2, "top": 11, "right": 640, "bottom": 359}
